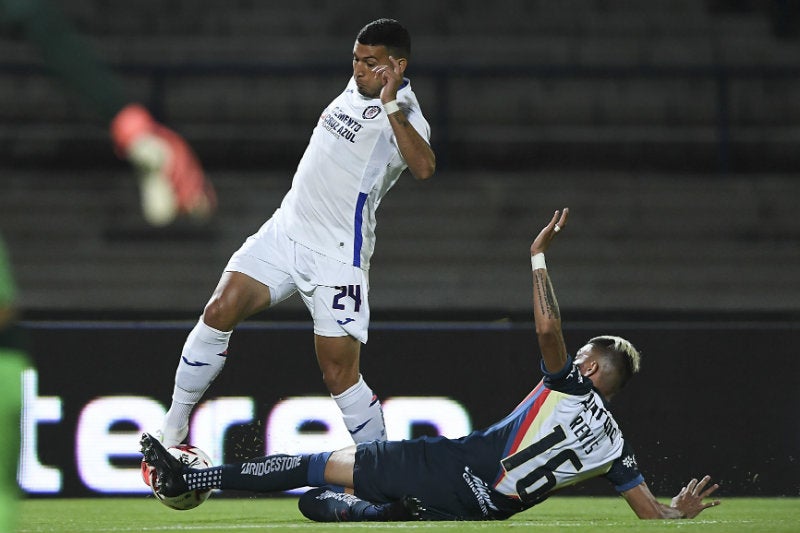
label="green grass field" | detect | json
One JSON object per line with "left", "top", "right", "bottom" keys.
{"left": 15, "top": 496, "right": 800, "bottom": 533}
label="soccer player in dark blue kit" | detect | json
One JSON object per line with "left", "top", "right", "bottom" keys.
{"left": 141, "top": 208, "right": 721, "bottom": 522}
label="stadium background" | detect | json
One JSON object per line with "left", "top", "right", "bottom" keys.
{"left": 2, "top": 0, "right": 799, "bottom": 498}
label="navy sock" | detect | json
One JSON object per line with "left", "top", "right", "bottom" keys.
{"left": 185, "top": 452, "right": 331, "bottom": 493}
{"left": 185, "top": 465, "right": 223, "bottom": 491}
{"left": 299, "top": 487, "right": 375, "bottom": 522}
{"left": 298, "top": 487, "right": 418, "bottom": 522}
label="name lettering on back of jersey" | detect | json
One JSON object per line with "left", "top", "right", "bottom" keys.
{"left": 320, "top": 106, "right": 363, "bottom": 143}
{"left": 568, "top": 395, "right": 619, "bottom": 454}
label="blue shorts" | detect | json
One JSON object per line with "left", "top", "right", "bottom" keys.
{"left": 352, "top": 437, "right": 524, "bottom": 521}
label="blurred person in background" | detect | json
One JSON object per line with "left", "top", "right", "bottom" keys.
{"left": 0, "top": 238, "right": 30, "bottom": 532}
{"left": 0, "top": 0, "right": 216, "bottom": 226}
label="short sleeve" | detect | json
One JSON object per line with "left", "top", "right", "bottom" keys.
{"left": 541, "top": 356, "right": 594, "bottom": 395}
{"left": 604, "top": 440, "right": 645, "bottom": 493}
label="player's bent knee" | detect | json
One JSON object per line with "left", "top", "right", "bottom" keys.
{"left": 203, "top": 290, "right": 255, "bottom": 331}
{"left": 202, "top": 299, "right": 236, "bottom": 331}
{"left": 298, "top": 488, "right": 342, "bottom": 522}
{"left": 319, "top": 360, "right": 359, "bottom": 394}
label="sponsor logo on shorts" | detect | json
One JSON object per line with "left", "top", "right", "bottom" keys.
{"left": 462, "top": 466, "right": 499, "bottom": 518}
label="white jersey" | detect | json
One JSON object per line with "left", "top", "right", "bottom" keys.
{"left": 487, "top": 360, "right": 631, "bottom": 505}
{"left": 274, "top": 77, "right": 431, "bottom": 269}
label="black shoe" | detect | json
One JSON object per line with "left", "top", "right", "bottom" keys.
{"left": 378, "top": 495, "right": 425, "bottom": 521}
{"left": 139, "top": 432, "right": 189, "bottom": 497}
{"left": 298, "top": 488, "right": 425, "bottom": 522}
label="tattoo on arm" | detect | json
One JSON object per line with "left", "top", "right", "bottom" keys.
{"left": 534, "top": 270, "right": 561, "bottom": 320}
{"left": 391, "top": 114, "right": 411, "bottom": 128}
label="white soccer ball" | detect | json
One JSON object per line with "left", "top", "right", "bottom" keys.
{"left": 143, "top": 444, "right": 213, "bottom": 510}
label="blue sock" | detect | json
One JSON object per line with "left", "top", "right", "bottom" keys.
{"left": 298, "top": 486, "right": 419, "bottom": 522}
{"left": 185, "top": 452, "right": 331, "bottom": 493}
{"left": 298, "top": 487, "right": 375, "bottom": 522}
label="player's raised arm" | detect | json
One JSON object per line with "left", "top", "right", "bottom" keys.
{"left": 530, "top": 209, "right": 570, "bottom": 373}
{"left": 372, "top": 57, "right": 435, "bottom": 180}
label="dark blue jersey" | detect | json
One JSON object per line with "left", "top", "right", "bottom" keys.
{"left": 353, "top": 356, "right": 644, "bottom": 520}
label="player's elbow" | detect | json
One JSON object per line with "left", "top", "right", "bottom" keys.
{"left": 417, "top": 168, "right": 435, "bottom": 181}
{"left": 411, "top": 152, "right": 436, "bottom": 181}
{"left": 413, "top": 161, "right": 435, "bottom": 181}
{"left": 535, "top": 321, "right": 561, "bottom": 340}
{"left": 535, "top": 328, "right": 562, "bottom": 354}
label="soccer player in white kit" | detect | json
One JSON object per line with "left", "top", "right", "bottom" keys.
{"left": 157, "top": 18, "right": 435, "bottom": 446}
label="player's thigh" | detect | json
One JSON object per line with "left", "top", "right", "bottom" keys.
{"left": 306, "top": 282, "right": 366, "bottom": 392}
{"left": 353, "top": 440, "right": 483, "bottom": 520}
{"left": 203, "top": 234, "right": 297, "bottom": 329}
{"left": 324, "top": 446, "right": 357, "bottom": 487}
{"left": 222, "top": 218, "right": 299, "bottom": 310}
{"left": 302, "top": 276, "right": 370, "bottom": 344}
{"left": 203, "top": 271, "right": 273, "bottom": 328}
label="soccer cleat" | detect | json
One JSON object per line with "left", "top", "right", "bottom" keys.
{"left": 139, "top": 432, "right": 189, "bottom": 497}
{"left": 378, "top": 495, "right": 425, "bottom": 521}
{"left": 140, "top": 459, "right": 154, "bottom": 487}
{"left": 111, "top": 104, "right": 217, "bottom": 226}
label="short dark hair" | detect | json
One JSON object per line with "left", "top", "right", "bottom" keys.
{"left": 356, "top": 18, "right": 411, "bottom": 59}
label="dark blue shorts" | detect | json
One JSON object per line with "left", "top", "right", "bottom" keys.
{"left": 352, "top": 437, "right": 523, "bottom": 520}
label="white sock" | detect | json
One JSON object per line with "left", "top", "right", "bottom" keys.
{"left": 161, "top": 319, "right": 231, "bottom": 445}
{"left": 332, "top": 375, "right": 386, "bottom": 443}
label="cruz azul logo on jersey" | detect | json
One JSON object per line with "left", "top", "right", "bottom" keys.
{"left": 320, "top": 106, "right": 363, "bottom": 143}
{"left": 362, "top": 105, "right": 382, "bottom": 119}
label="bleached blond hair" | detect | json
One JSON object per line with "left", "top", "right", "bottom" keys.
{"left": 588, "top": 335, "right": 641, "bottom": 391}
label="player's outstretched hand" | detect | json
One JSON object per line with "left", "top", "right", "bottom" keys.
{"left": 111, "top": 104, "right": 217, "bottom": 226}
{"left": 669, "top": 475, "right": 721, "bottom": 518}
{"left": 531, "top": 208, "right": 569, "bottom": 256}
